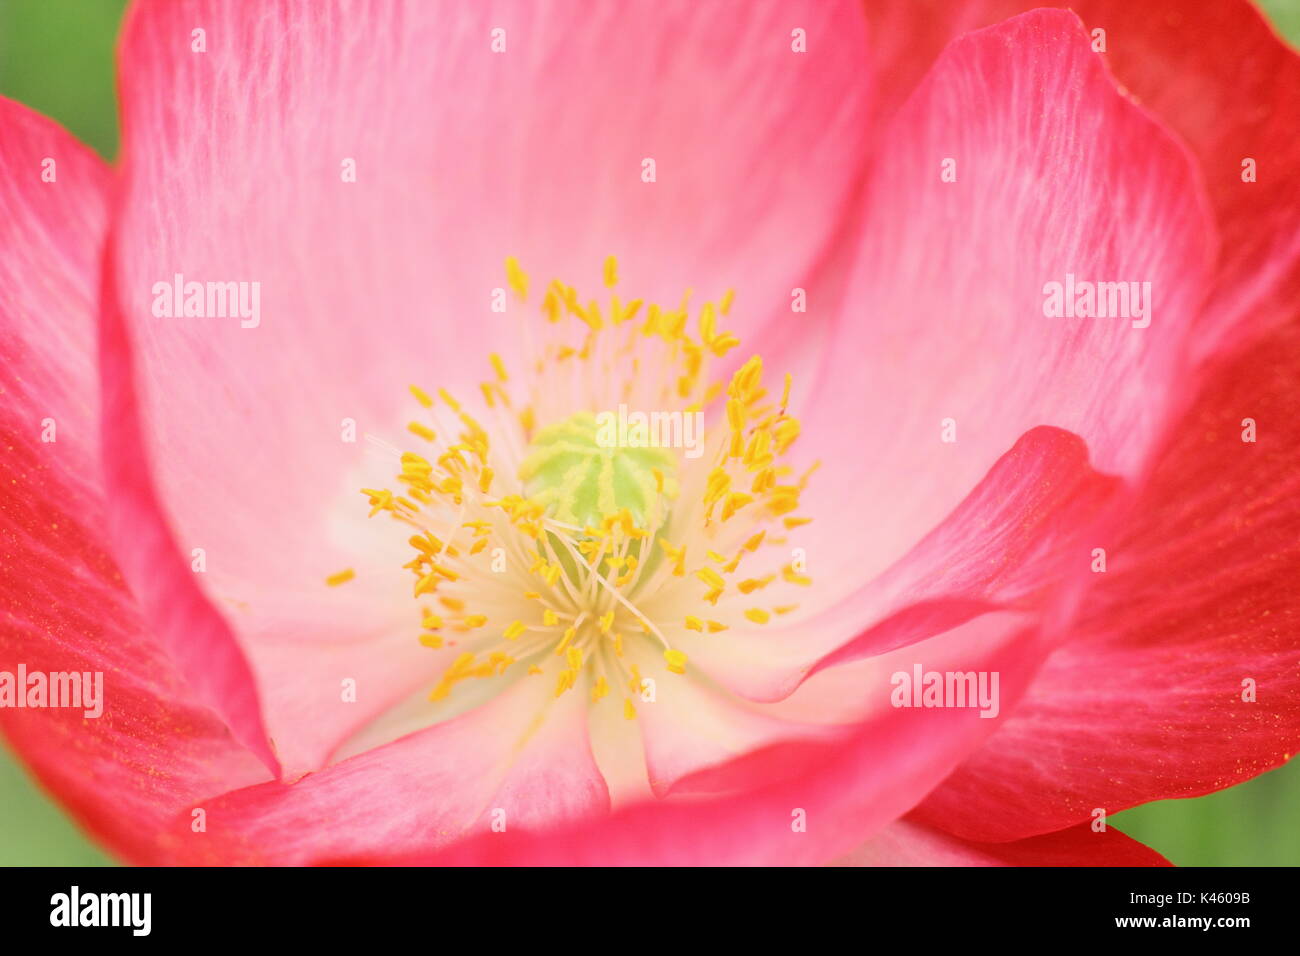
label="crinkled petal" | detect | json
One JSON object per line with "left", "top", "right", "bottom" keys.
{"left": 863, "top": 0, "right": 1300, "bottom": 351}
{"left": 915, "top": 320, "right": 1300, "bottom": 841}
{"left": 0, "top": 97, "right": 269, "bottom": 863}
{"left": 798, "top": 9, "right": 1214, "bottom": 609}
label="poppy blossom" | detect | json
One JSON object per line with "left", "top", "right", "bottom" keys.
{"left": 1, "top": 0, "right": 1297, "bottom": 866}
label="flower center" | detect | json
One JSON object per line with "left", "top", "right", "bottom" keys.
{"left": 339, "top": 257, "right": 816, "bottom": 720}
{"left": 520, "top": 410, "right": 679, "bottom": 530}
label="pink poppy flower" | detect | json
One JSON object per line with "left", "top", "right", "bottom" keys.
{"left": 2, "top": 0, "right": 1297, "bottom": 867}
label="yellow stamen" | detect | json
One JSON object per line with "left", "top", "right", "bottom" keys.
{"left": 505, "top": 255, "right": 529, "bottom": 299}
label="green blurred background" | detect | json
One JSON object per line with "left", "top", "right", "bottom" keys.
{"left": 0, "top": 0, "right": 1297, "bottom": 866}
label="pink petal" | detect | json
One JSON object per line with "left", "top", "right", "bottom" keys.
{"left": 188, "top": 671, "right": 607, "bottom": 864}
{"left": 915, "top": 321, "right": 1300, "bottom": 841}
{"left": 833, "top": 819, "right": 1170, "bottom": 866}
{"left": 103, "top": 0, "right": 875, "bottom": 777}
{"left": 0, "top": 97, "right": 270, "bottom": 863}
{"left": 864, "top": 0, "right": 1300, "bottom": 352}
{"left": 1067, "top": 0, "right": 1300, "bottom": 349}
{"left": 797, "top": 9, "right": 1214, "bottom": 608}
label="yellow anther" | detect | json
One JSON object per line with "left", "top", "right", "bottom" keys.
{"left": 699, "top": 302, "right": 717, "bottom": 344}
{"left": 641, "top": 303, "right": 661, "bottom": 336}
{"left": 744, "top": 429, "right": 772, "bottom": 468}
{"left": 364, "top": 489, "right": 393, "bottom": 517}
{"left": 780, "top": 566, "right": 811, "bottom": 588}
{"left": 704, "top": 467, "right": 731, "bottom": 505}
{"left": 766, "top": 492, "right": 800, "bottom": 516}
{"left": 721, "top": 492, "right": 754, "bottom": 521}
{"left": 744, "top": 608, "right": 771, "bottom": 625}
{"left": 663, "top": 648, "right": 688, "bottom": 675}
{"left": 542, "top": 288, "right": 561, "bottom": 323}
{"left": 619, "top": 298, "right": 643, "bottom": 324}
{"left": 325, "top": 568, "right": 355, "bottom": 587}
{"left": 708, "top": 332, "right": 740, "bottom": 357}
{"left": 504, "top": 620, "right": 526, "bottom": 641}
{"left": 401, "top": 452, "right": 432, "bottom": 474}
{"left": 407, "top": 422, "right": 436, "bottom": 442}
{"left": 409, "top": 384, "right": 433, "bottom": 408}
{"left": 505, "top": 255, "right": 529, "bottom": 299}
{"left": 726, "top": 398, "right": 745, "bottom": 432}
{"left": 409, "top": 533, "right": 441, "bottom": 554}
{"left": 695, "top": 567, "right": 726, "bottom": 591}
{"left": 603, "top": 254, "right": 618, "bottom": 288}
{"left": 774, "top": 418, "right": 801, "bottom": 454}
